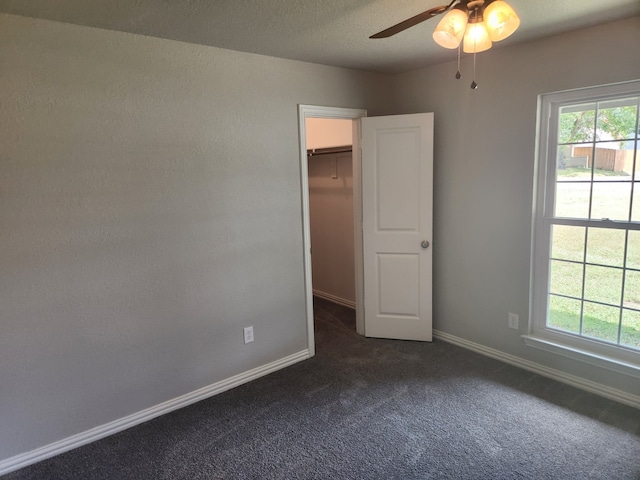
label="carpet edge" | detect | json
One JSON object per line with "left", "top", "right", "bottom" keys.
{"left": 0, "top": 349, "right": 311, "bottom": 476}
{"left": 312, "top": 290, "right": 356, "bottom": 309}
{"left": 433, "top": 330, "right": 640, "bottom": 410}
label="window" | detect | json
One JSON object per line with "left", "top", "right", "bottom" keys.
{"left": 528, "top": 80, "right": 640, "bottom": 376}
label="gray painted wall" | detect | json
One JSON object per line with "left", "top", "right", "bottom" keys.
{"left": 390, "top": 16, "right": 640, "bottom": 397}
{"left": 0, "top": 14, "right": 391, "bottom": 461}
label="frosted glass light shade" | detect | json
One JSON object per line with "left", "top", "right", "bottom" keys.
{"left": 432, "top": 8, "right": 468, "bottom": 49}
{"left": 463, "top": 22, "right": 492, "bottom": 53}
{"left": 484, "top": 0, "right": 520, "bottom": 41}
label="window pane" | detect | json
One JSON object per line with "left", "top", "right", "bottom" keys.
{"left": 590, "top": 181, "right": 631, "bottom": 220}
{"left": 596, "top": 98, "right": 638, "bottom": 142}
{"left": 627, "top": 231, "right": 640, "bottom": 270}
{"left": 550, "top": 260, "right": 583, "bottom": 297}
{"left": 632, "top": 182, "right": 640, "bottom": 221}
{"left": 621, "top": 309, "right": 640, "bottom": 350}
{"left": 557, "top": 145, "right": 592, "bottom": 174}
{"left": 554, "top": 181, "right": 590, "bottom": 218}
{"left": 548, "top": 295, "right": 581, "bottom": 334}
{"left": 592, "top": 142, "right": 634, "bottom": 181}
{"left": 585, "top": 227, "right": 625, "bottom": 267}
{"left": 551, "top": 225, "right": 585, "bottom": 262}
{"left": 621, "top": 148, "right": 636, "bottom": 178}
{"left": 584, "top": 265, "right": 622, "bottom": 305}
{"left": 624, "top": 270, "right": 640, "bottom": 309}
{"left": 559, "top": 104, "right": 595, "bottom": 144}
{"left": 612, "top": 143, "right": 637, "bottom": 178}
{"left": 582, "top": 301, "right": 620, "bottom": 344}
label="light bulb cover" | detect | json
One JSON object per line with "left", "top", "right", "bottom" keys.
{"left": 432, "top": 5, "right": 468, "bottom": 49}
{"left": 463, "top": 20, "right": 492, "bottom": 53}
{"left": 483, "top": 0, "right": 520, "bottom": 42}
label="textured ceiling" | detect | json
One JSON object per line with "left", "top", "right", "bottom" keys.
{"left": 1, "top": 0, "right": 639, "bottom": 74}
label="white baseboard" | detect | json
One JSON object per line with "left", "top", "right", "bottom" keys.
{"left": 0, "top": 349, "right": 310, "bottom": 476}
{"left": 433, "top": 329, "right": 640, "bottom": 410}
{"left": 313, "top": 289, "right": 355, "bottom": 309}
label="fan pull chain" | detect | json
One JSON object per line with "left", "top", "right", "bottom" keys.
{"left": 470, "top": 8, "right": 478, "bottom": 89}
{"left": 455, "top": 43, "right": 462, "bottom": 79}
{"left": 471, "top": 51, "right": 478, "bottom": 89}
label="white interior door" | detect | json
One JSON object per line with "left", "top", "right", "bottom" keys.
{"left": 362, "top": 113, "right": 433, "bottom": 341}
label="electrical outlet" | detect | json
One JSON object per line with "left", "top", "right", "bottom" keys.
{"left": 508, "top": 313, "right": 519, "bottom": 330}
{"left": 243, "top": 326, "right": 254, "bottom": 344}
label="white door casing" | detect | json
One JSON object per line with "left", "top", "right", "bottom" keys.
{"left": 298, "top": 105, "right": 367, "bottom": 356}
{"left": 361, "top": 113, "right": 433, "bottom": 341}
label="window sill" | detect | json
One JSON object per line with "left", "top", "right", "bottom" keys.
{"left": 522, "top": 334, "right": 640, "bottom": 379}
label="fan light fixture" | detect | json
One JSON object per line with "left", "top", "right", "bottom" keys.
{"left": 370, "top": 0, "right": 520, "bottom": 89}
{"left": 433, "top": 0, "right": 519, "bottom": 88}
{"left": 433, "top": 0, "right": 519, "bottom": 52}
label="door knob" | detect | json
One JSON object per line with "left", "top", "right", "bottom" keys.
{"left": 421, "top": 240, "right": 430, "bottom": 249}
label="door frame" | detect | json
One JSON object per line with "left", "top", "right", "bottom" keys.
{"left": 298, "top": 105, "right": 367, "bottom": 356}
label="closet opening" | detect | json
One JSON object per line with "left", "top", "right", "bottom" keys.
{"left": 306, "top": 134, "right": 356, "bottom": 342}
{"left": 298, "top": 106, "right": 367, "bottom": 356}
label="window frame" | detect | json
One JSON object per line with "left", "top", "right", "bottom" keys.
{"left": 528, "top": 80, "right": 640, "bottom": 378}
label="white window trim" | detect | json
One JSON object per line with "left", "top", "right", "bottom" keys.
{"left": 529, "top": 79, "right": 640, "bottom": 378}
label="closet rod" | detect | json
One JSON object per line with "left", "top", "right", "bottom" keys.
{"left": 307, "top": 145, "right": 352, "bottom": 157}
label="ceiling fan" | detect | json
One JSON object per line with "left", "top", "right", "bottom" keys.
{"left": 370, "top": 0, "right": 521, "bottom": 88}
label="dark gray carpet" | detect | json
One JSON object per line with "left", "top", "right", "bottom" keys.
{"left": 5, "top": 297, "right": 640, "bottom": 479}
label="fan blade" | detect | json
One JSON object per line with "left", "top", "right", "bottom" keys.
{"left": 370, "top": 2, "right": 455, "bottom": 39}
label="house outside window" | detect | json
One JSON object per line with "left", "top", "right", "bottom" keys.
{"left": 528, "top": 80, "right": 640, "bottom": 377}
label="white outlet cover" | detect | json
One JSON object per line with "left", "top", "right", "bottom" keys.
{"left": 243, "top": 326, "right": 254, "bottom": 344}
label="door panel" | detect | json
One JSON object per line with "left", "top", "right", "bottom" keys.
{"left": 377, "top": 129, "right": 421, "bottom": 230}
{"left": 362, "top": 113, "right": 433, "bottom": 341}
{"left": 378, "top": 253, "right": 419, "bottom": 316}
